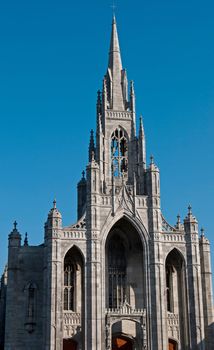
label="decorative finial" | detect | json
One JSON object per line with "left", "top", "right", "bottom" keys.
{"left": 13, "top": 221, "right": 17, "bottom": 230}
{"left": 200, "top": 227, "right": 205, "bottom": 237}
{"left": 130, "top": 80, "right": 134, "bottom": 93}
{"left": 82, "top": 170, "right": 85, "bottom": 179}
{"left": 111, "top": 0, "right": 116, "bottom": 17}
{"left": 91, "top": 150, "right": 95, "bottom": 161}
{"left": 177, "top": 214, "right": 181, "bottom": 223}
{"left": 150, "top": 155, "right": 154, "bottom": 164}
{"left": 53, "top": 199, "right": 57, "bottom": 209}
{"left": 121, "top": 169, "right": 125, "bottom": 183}
{"left": 188, "top": 204, "right": 192, "bottom": 216}
{"left": 24, "top": 232, "right": 28, "bottom": 246}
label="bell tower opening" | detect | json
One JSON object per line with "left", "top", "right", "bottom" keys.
{"left": 111, "top": 127, "right": 128, "bottom": 178}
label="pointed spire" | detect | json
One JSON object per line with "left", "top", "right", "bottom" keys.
{"left": 130, "top": 80, "right": 135, "bottom": 112}
{"left": 96, "top": 90, "right": 102, "bottom": 117}
{"left": 139, "top": 116, "right": 145, "bottom": 138}
{"left": 89, "top": 130, "right": 96, "bottom": 162}
{"left": 24, "top": 232, "right": 28, "bottom": 246}
{"left": 176, "top": 214, "right": 182, "bottom": 230}
{"left": 108, "top": 15, "right": 122, "bottom": 72}
{"left": 107, "top": 16, "right": 125, "bottom": 110}
{"left": 53, "top": 199, "right": 57, "bottom": 209}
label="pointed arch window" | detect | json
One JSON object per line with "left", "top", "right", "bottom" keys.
{"left": 24, "top": 282, "right": 37, "bottom": 333}
{"left": 108, "top": 235, "right": 127, "bottom": 308}
{"left": 64, "top": 264, "right": 75, "bottom": 311}
{"left": 111, "top": 128, "right": 128, "bottom": 177}
{"left": 166, "top": 265, "right": 174, "bottom": 312}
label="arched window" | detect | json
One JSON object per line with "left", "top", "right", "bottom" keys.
{"left": 111, "top": 128, "right": 128, "bottom": 177}
{"left": 64, "top": 263, "right": 75, "bottom": 311}
{"left": 166, "top": 265, "right": 174, "bottom": 312}
{"left": 27, "top": 283, "right": 36, "bottom": 318}
{"left": 108, "top": 235, "right": 126, "bottom": 308}
{"left": 24, "top": 282, "right": 37, "bottom": 333}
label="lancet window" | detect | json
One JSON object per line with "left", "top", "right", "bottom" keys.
{"left": 166, "top": 265, "right": 174, "bottom": 312}
{"left": 108, "top": 235, "right": 127, "bottom": 308}
{"left": 111, "top": 128, "right": 128, "bottom": 177}
{"left": 24, "top": 282, "right": 37, "bottom": 333}
{"left": 64, "top": 263, "right": 75, "bottom": 311}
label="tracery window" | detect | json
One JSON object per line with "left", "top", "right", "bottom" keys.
{"left": 108, "top": 235, "right": 126, "bottom": 308}
{"left": 64, "top": 263, "right": 75, "bottom": 311}
{"left": 111, "top": 128, "right": 128, "bottom": 177}
{"left": 166, "top": 265, "right": 174, "bottom": 312}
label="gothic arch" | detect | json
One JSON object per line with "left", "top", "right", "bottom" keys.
{"left": 63, "top": 246, "right": 84, "bottom": 312}
{"left": 165, "top": 248, "right": 189, "bottom": 347}
{"left": 111, "top": 126, "right": 129, "bottom": 177}
{"left": 23, "top": 281, "right": 38, "bottom": 333}
{"left": 62, "top": 244, "right": 85, "bottom": 263}
{"left": 110, "top": 125, "right": 129, "bottom": 141}
{"left": 62, "top": 245, "right": 84, "bottom": 348}
{"left": 164, "top": 247, "right": 186, "bottom": 267}
{"left": 105, "top": 217, "right": 147, "bottom": 310}
{"left": 101, "top": 210, "right": 149, "bottom": 248}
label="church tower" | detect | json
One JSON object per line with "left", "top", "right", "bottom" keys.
{"left": 1, "top": 15, "right": 214, "bottom": 350}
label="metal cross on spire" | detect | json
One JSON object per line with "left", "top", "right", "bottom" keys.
{"left": 111, "top": 0, "right": 117, "bottom": 16}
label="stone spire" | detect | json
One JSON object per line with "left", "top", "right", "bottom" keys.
{"left": 139, "top": 115, "right": 145, "bottom": 138}
{"left": 107, "top": 15, "right": 126, "bottom": 110}
{"left": 108, "top": 15, "right": 122, "bottom": 75}
{"left": 88, "top": 129, "right": 96, "bottom": 162}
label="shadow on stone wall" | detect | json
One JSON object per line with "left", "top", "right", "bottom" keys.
{"left": 197, "top": 322, "right": 214, "bottom": 350}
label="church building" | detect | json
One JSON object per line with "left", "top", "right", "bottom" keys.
{"left": 0, "top": 16, "right": 214, "bottom": 350}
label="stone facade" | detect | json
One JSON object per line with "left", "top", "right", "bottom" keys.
{"left": 0, "top": 16, "right": 214, "bottom": 350}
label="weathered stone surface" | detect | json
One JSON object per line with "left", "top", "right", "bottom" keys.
{"left": 0, "top": 15, "right": 213, "bottom": 350}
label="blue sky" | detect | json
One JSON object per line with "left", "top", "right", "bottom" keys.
{"left": 0, "top": 0, "right": 214, "bottom": 279}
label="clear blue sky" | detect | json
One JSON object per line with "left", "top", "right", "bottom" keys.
{"left": 0, "top": 0, "right": 214, "bottom": 278}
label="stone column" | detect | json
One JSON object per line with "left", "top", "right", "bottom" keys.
{"left": 86, "top": 157, "right": 103, "bottom": 350}
{"left": 184, "top": 208, "right": 205, "bottom": 350}
{"left": 44, "top": 201, "right": 63, "bottom": 350}
{"left": 199, "top": 231, "right": 214, "bottom": 350}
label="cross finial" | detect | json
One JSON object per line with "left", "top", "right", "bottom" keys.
{"left": 14, "top": 221, "right": 17, "bottom": 230}
{"left": 111, "top": 0, "right": 116, "bottom": 16}
{"left": 188, "top": 204, "right": 192, "bottom": 216}
{"left": 53, "top": 199, "right": 57, "bottom": 209}
{"left": 200, "top": 227, "right": 205, "bottom": 237}
{"left": 150, "top": 155, "right": 154, "bottom": 164}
